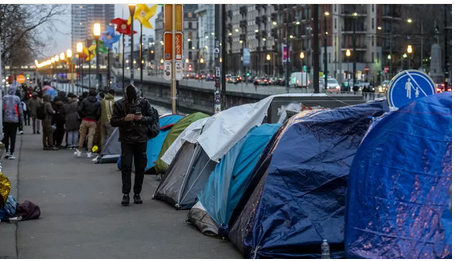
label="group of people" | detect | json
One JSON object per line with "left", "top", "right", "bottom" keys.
{"left": 3, "top": 81, "right": 160, "bottom": 205}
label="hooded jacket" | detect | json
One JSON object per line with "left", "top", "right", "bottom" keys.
{"left": 100, "top": 93, "right": 115, "bottom": 124}
{"left": 64, "top": 99, "right": 79, "bottom": 131}
{"left": 28, "top": 95, "right": 42, "bottom": 117}
{"left": 2, "top": 84, "right": 23, "bottom": 124}
{"left": 42, "top": 95, "right": 55, "bottom": 124}
{"left": 110, "top": 85, "right": 159, "bottom": 144}
{"left": 78, "top": 95, "right": 101, "bottom": 121}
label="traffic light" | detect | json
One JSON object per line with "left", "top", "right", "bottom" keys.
{"left": 247, "top": 72, "right": 250, "bottom": 77}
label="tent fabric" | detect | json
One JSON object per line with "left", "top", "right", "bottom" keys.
{"left": 98, "top": 127, "right": 120, "bottom": 163}
{"left": 155, "top": 112, "right": 209, "bottom": 173}
{"left": 345, "top": 93, "right": 452, "bottom": 259}
{"left": 160, "top": 117, "right": 209, "bottom": 166}
{"left": 143, "top": 114, "right": 184, "bottom": 172}
{"left": 228, "top": 100, "right": 388, "bottom": 259}
{"left": 154, "top": 142, "right": 216, "bottom": 210}
{"left": 188, "top": 124, "right": 281, "bottom": 237}
{"left": 197, "top": 93, "right": 327, "bottom": 162}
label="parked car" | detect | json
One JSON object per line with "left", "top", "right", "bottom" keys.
{"left": 326, "top": 78, "right": 341, "bottom": 92}
{"left": 378, "top": 80, "right": 390, "bottom": 93}
{"left": 290, "top": 72, "right": 310, "bottom": 88}
{"left": 206, "top": 74, "right": 214, "bottom": 81}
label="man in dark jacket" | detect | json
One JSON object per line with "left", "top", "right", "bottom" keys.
{"left": 52, "top": 96, "right": 66, "bottom": 148}
{"left": 75, "top": 89, "right": 100, "bottom": 158}
{"left": 111, "top": 85, "right": 159, "bottom": 205}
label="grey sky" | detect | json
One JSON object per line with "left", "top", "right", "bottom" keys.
{"left": 44, "top": 4, "right": 157, "bottom": 57}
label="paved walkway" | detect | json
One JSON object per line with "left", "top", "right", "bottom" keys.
{"left": 0, "top": 125, "right": 240, "bottom": 258}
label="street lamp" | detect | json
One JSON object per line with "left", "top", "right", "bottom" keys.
{"left": 407, "top": 18, "right": 412, "bottom": 23}
{"left": 266, "top": 54, "right": 271, "bottom": 76}
{"left": 323, "top": 11, "right": 329, "bottom": 89}
{"left": 60, "top": 52, "right": 65, "bottom": 61}
{"left": 77, "top": 42, "right": 83, "bottom": 89}
{"left": 93, "top": 23, "right": 101, "bottom": 90}
{"left": 352, "top": 12, "right": 358, "bottom": 88}
{"left": 128, "top": 4, "right": 137, "bottom": 85}
{"left": 67, "top": 49, "right": 74, "bottom": 93}
{"left": 407, "top": 45, "right": 413, "bottom": 54}
{"left": 346, "top": 49, "right": 351, "bottom": 83}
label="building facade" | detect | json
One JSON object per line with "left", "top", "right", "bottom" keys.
{"left": 71, "top": 4, "right": 115, "bottom": 52}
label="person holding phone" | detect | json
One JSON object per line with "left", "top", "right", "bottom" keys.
{"left": 110, "top": 85, "right": 159, "bottom": 206}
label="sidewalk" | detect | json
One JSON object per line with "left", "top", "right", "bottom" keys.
{"left": 1, "top": 125, "right": 241, "bottom": 258}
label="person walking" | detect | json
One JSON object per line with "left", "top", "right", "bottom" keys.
{"left": 28, "top": 92, "right": 42, "bottom": 134}
{"left": 111, "top": 85, "right": 159, "bottom": 206}
{"left": 42, "top": 95, "right": 58, "bottom": 150}
{"left": 75, "top": 89, "right": 100, "bottom": 158}
{"left": 2, "top": 84, "right": 24, "bottom": 160}
{"left": 64, "top": 94, "right": 79, "bottom": 149}
{"left": 21, "top": 100, "right": 30, "bottom": 127}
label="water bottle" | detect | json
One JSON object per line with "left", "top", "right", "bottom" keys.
{"left": 321, "top": 239, "right": 330, "bottom": 259}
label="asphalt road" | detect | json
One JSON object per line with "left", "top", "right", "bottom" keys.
{"left": 6, "top": 125, "right": 240, "bottom": 258}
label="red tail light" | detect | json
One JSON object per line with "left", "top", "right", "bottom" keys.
{"left": 29, "top": 93, "right": 32, "bottom": 98}
{"left": 447, "top": 88, "right": 452, "bottom": 92}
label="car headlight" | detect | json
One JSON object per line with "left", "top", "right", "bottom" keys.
{"left": 336, "top": 85, "right": 340, "bottom": 89}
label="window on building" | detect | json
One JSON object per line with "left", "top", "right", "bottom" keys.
{"left": 335, "top": 18, "right": 337, "bottom": 29}
{"left": 189, "top": 52, "right": 193, "bottom": 60}
{"left": 189, "top": 41, "right": 192, "bottom": 49}
{"left": 372, "top": 18, "right": 374, "bottom": 29}
{"left": 372, "top": 4, "right": 374, "bottom": 12}
{"left": 372, "top": 37, "right": 374, "bottom": 46}
{"left": 329, "top": 53, "right": 331, "bottom": 63}
{"left": 189, "top": 22, "right": 192, "bottom": 29}
{"left": 377, "top": 52, "right": 380, "bottom": 63}
{"left": 371, "top": 52, "right": 374, "bottom": 63}
{"left": 334, "top": 4, "right": 337, "bottom": 12}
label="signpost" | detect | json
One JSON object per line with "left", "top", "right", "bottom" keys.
{"left": 16, "top": 75, "right": 25, "bottom": 84}
{"left": 387, "top": 70, "right": 436, "bottom": 109}
{"left": 163, "top": 4, "right": 183, "bottom": 114}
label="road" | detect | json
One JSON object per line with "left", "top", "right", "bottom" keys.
{"left": 0, "top": 125, "right": 240, "bottom": 258}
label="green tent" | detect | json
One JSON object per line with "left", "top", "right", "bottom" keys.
{"left": 154, "top": 112, "right": 210, "bottom": 173}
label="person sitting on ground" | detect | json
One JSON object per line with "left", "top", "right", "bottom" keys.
{"left": 75, "top": 89, "right": 101, "bottom": 158}
{"left": 2, "top": 84, "right": 24, "bottom": 160}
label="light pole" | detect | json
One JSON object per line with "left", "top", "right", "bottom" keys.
{"left": 407, "top": 45, "right": 412, "bottom": 69}
{"left": 346, "top": 49, "right": 351, "bottom": 90}
{"left": 299, "top": 51, "right": 304, "bottom": 88}
{"left": 128, "top": 4, "right": 136, "bottom": 85}
{"left": 352, "top": 12, "right": 358, "bottom": 89}
{"left": 67, "top": 49, "right": 74, "bottom": 93}
{"left": 93, "top": 23, "right": 101, "bottom": 91}
{"left": 324, "top": 11, "right": 329, "bottom": 90}
{"left": 77, "top": 42, "right": 83, "bottom": 91}
{"left": 407, "top": 18, "right": 424, "bottom": 70}
{"left": 51, "top": 57, "right": 55, "bottom": 86}
{"left": 60, "top": 53, "right": 65, "bottom": 90}
{"left": 266, "top": 54, "right": 271, "bottom": 77}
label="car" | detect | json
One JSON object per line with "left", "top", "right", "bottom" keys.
{"left": 254, "top": 77, "right": 269, "bottom": 86}
{"left": 206, "top": 74, "right": 214, "bottom": 81}
{"left": 326, "top": 78, "right": 341, "bottom": 92}
{"left": 435, "top": 83, "right": 452, "bottom": 93}
{"left": 378, "top": 80, "right": 390, "bottom": 93}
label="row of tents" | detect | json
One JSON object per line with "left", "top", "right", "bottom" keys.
{"left": 98, "top": 93, "right": 452, "bottom": 259}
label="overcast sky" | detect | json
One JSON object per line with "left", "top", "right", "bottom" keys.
{"left": 43, "top": 4, "right": 158, "bottom": 57}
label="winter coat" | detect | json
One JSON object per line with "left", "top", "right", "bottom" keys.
{"left": 78, "top": 95, "right": 101, "bottom": 121}
{"left": 52, "top": 102, "right": 66, "bottom": 125}
{"left": 100, "top": 93, "right": 115, "bottom": 124}
{"left": 64, "top": 100, "right": 79, "bottom": 131}
{"left": 28, "top": 97, "right": 42, "bottom": 117}
{"left": 2, "top": 85, "right": 23, "bottom": 124}
{"left": 42, "top": 95, "right": 55, "bottom": 125}
{"left": 111, "top": 85, "right": 158, "bottom": 144}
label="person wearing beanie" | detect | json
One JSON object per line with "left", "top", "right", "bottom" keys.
{"left": 28, "top": 92, "right": 42, "bottom": 134}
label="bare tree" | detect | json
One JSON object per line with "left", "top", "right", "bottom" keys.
{"left": 0, "top": 4, "right": 68, "bottom": 66}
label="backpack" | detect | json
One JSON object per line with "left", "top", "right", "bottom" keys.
{"left": 36, "top": 103, "right": 46, "bottom": 120}
{"left": 147, "top": 107, "right": 160, "bottom": 139}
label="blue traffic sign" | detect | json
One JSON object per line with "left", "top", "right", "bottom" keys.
{"left": 387, "top": 70, "right": 436, "bottom": 108}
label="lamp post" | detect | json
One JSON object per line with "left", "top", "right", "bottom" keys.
{"left": 407, "top": 45, "right": 412, "bottom": 69}
{"left": 59, "top": 53, "right": 65, "bottom": 90}
{"left": 266, "top": 54, "right": 271, "bottom": 77}
{"left": 77, "top": 42, "right": 83, "bottom": 92}
{"left": 128, "top": 4, "right": 136, "bottom": 85}
{"left": 67, "top": 49, "right": 74, "bottom": 93}
{"left": 93, "top": 23, "right": 101, "bottom": 91}
{"left": 299, "top": 51, "right": 304, "bottom": 88}
{"left": 346, "top": 49, "right": 351, "bottom": 89}
{"left": 407, "top": 18, "right": 424, "bottom": 69}
{"left": 51, "top": 57, "right": 55, "bottom": 85}
{"left": 324, "top": 11, "right": 329, "bottom": 90}
{"left": 352, "top": 12, "right": 357, "bottom": 89}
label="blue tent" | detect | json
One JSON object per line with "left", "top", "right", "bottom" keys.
{"left": 345, "top": 93, "right": 452, "bottom": 259}
{"left": 187, "top": 124, "right": 281, "bottom": 237}
{"left": 117, "top": 114, "right": 184, "bottom": 171}
{"left": 228, "top": 100, "right": 388, "bottom": 259}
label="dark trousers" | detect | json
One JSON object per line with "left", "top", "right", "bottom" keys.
{"left": 54, "top": 123, "right": 65, "bottom": 147}
{"left": 121, "top": 142, "right": 147, "bottom": 194}
{"left": 23, "top": 111, "right": 30, "bottom": 125}
{"left": 3, "top": 122, "right": 18, "bottom": 154}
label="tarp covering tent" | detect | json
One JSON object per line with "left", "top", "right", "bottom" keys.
{"left": 143, "top": 114, "right": 184, "bottom": 173}
{"left": 228, "top": 100, "right": 388, "bottom": 259}
{"left": 155, "top": 112, "right": 209, "bottom": 173}
{"left": 160, "top": 117, "right": 209, "bottom": 166}
{"left": 98, "top": 128, "right": 120, "bottom": 163}
{"left": 345, "top": 93, "right": 452, "bottom": 259}
{"left": 187, "top": 124, "right": 281, "bottom": 237}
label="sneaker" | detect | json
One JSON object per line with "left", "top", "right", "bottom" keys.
{"left": 121, "top": 194, "right": 130, "bottom": 206}
{"left": 87, "top": 152, "right": 93, "bottom": 158}
{"left": 4, "top": 152, "right": 10, "bottom": 159}
{"left": 74, "top": 149, "right": 81, "bottom": 157}
{"left": 133, "top": 194, "right": 143, "bottom": 204}
{"left": 19, "top": 131, "right": 24, "bottom": 135}
{"left": 92, "top": 156, "right": 100, "bottom": 162}
{"left": 9, "top": 154, "right": 16, "bottom": 160}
